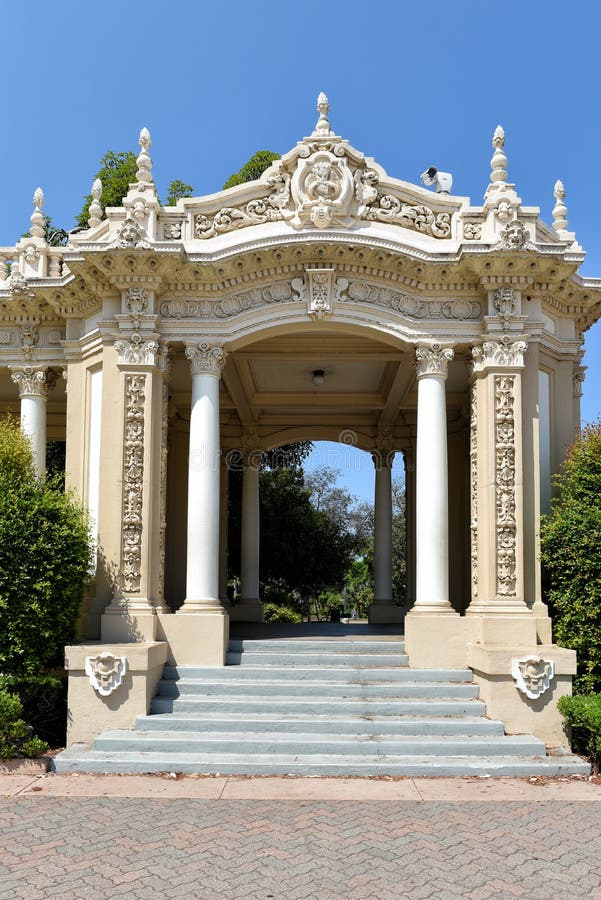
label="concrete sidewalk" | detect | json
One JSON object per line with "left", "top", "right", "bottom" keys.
{"left": 1, "top": 771, "right": 600, "bottom": 800}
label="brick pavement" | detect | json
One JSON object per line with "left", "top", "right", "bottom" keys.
{"left": 0, "top": 791, "right": 600, "bottom": 899}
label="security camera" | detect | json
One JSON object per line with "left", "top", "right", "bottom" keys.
{"left": 420, "top": 167, "right": 453, "bottom": 194}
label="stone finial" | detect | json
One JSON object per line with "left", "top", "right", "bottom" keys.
{"left": 30, "top": 187, "right": 45, "bottom": 239}
{"left": 88, "top": 178, "right": 103, "bottom": 229}
{"left": 552, "top": 179, "right": 568, "bottom": 232}
{"left": 490, "top": 125, "right": 508, "bottom": 184}
{"left": 136, "top": 126, "right": 153, "bottom": 183}
{"left": 314, "top": 92, "right": 332, "bottom": 136}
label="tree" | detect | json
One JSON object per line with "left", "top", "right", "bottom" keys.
{"left": 165, "top": 179, "right": 194, "bottom": 206}
{"left": 540, "top": 422, "right": 601, "bottom": 693}
{"left": 76, "top": 151, "right": 138, "bottom": 228}
{"left": 0, "top": 420, "right": 93, "bottom": 677}
{"left": 223, "top": 150, "right": 281, "bottom": 190}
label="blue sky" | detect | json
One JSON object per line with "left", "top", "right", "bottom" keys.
{"left": 1, "top": 1, "right": 599, "bottom": 503}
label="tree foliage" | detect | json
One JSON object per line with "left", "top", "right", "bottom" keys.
{"left": 223, "top": 150, "right": 281, "bottom": 190}
{"left": 540, "top": 422, "right": 601, "bottom": 693}
{"left": 0, "top": 420, "right": 93, "bottom": 676}
{"left": 76, "top": 151, "right": 138, "bottom": 228}
{"left": 165, "top": 179, "right": 194, "bottom": 206}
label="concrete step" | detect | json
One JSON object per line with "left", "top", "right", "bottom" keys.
{"left": 228, "top": 639, "right": 406, "bottom": 653}
{"left": 52, "top": 748, "right": 590, "bottom": 777}
{"left": 226, "top": 651, "right": 408, "bottom": 667}
{"left": 150, "top": 696, "right": 487, "bottom": 717}
{"left": 135, "top": 713, "right": 505, "bottom": 736}
{"left": 155, "top": 680, "right": 480, "bottom": 699}
{"left": 162, "top": 666, "right": 471, "bottom": 683}
{"left": 94, "top": 730, "right": 546, "bottom": 757}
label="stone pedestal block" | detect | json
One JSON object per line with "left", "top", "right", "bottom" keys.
{"left": 157, "top": 609, "right": 229, "bottom": 666}
{"left": 64, "top": 641, "right": 168, "bottom": 746}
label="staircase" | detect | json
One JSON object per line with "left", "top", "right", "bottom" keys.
{"left": 54, "top": 636, "right": 589, "bottom": 776}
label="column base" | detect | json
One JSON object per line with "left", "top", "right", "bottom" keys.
{"left": 229, "top": 600, "right": 264, "bottom": 623}
{"left": 404, "top": 610, "right": 467, "bottom": 668}
{"left": 368, "top": 602, "right": 404, "bottom": 625}
{"left": 157, "top": 608, "right": 229, "bottom": 666}
{"left": 467, "top": 643, "right": 577, "bottom": 747}
{"left": 101, "top": 602, "right": 158, "bottom": 642}
{"left": 465, "top": 609, "right": 538, "bottom": 646}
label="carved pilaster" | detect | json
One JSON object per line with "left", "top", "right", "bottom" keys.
{"left": 121, "top": 374, "right": 146, "bottom": 595}
{"left": 185, "top": 342, "right": 226, "bottom": 376}
{"left": 415, "top": 344, "right": 454, "bottom": 378}
{"left": 115, "top": 336, "right": 160, "bottom": 366}
{"left": 467, "top": 340, "right": 528, "bottom": 614}
{"left": 469, "top": 380, "right": 478, "bottom": 601}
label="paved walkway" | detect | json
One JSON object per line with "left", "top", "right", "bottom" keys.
{"left": 1, "top": 775, "right": 600, "bottom": 899}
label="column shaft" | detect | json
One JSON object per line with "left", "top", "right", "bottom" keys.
{"left": 240, "top": 462, "right": 260, "bottom": 601}
{"left": 414, "top": 346, "right": 453, "bottom": 611}
{"left": 21, "top": 394, "right": 47, "bottom": 478}
{"left": 373, "top": 462, "right": 393, "bottom": 603}
{"left": 185, "top": 370, "right": 221, "bottom": 607}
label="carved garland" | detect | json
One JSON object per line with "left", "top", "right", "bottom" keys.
{"left": 121, "top": 375, "right": 146, "bottom": 594}
{"left": 494, "top": 375, "right": 517, "bottom": 597}
{"left": 470, "top": 380, "right": 478, "bottom": 599}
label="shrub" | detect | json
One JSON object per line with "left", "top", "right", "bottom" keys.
{"left": 1, "top": 675, "right": 67, "bottom": 747}
{"left": 0, "top": 687, "right": 48, "bottom": 759}
{"left": 540, "top": 422, "right": 601, "bottom": 693}
{"left": 0, "top": 421, "right": 93, "bottom": 678}
{"left": 263, "top": 603, "right": 302, "bottom": 624}
{"left": 558, "top": 694, "right": 601, "bottom": 772}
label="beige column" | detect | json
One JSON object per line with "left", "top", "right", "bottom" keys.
{"left": 231, "top": 450, "right": 263, "bottom": 622}
{"left": 10, "top": 366, "right": 57, "bottom": 477}
{"left": 466, "top": 337, "right": 536, "bottom": 644}
{"left": 101, "top": 338, "right": 170, "bottom": 642}
{"left": 368, "top": 451, "right": 402, "bottom": 624}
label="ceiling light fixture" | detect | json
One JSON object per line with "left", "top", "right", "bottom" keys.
{"left": 312, "top": 369, "right": 325, "bottom": 386}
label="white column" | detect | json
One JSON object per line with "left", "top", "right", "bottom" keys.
{"left": 10, "top": 366, "right": 56, "bottom": 478}
{"left": 414, "top": 345, "right": 454, "bottom": 611}
{"left": 372, "top": 453, "right": 393, "bottom": 604}
{"left": 182, "top": 343, "right": 225, "bottom": 610}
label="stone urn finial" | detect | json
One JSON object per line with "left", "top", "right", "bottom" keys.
{"left": 552, "top": 179, "right": 568, "bottom": 232}
{"left": 88, "top": 178, "right": 103, "bottom": 229}
{"left": 30, "top": 186, "right": 46, "bottom": 239}
{"left": 490, "top": 124, "right": 508, "bottom": 185}
{"left": 314, "top": 92, "right": 332, "bottom": 136}
{"left": 136, "top": 126, "right": 153, "bottom": 183}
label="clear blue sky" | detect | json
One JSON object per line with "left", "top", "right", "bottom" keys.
{"left": 1, "top": 1, "right": 599, "bottom": 502}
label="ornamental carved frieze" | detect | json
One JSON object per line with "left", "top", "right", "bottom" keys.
{"left": 162, "top": 222, "right": 182, "bottom": 240}
{"left": 11, "top": 366, "right": 57, "bottom": 398}
{"left": 185, "top": 342, "right": 226, "bottom": 376}
{"left": 471, "top": 338, "right": 527, "bottom": 372}
{"left": 511, "top": 656, "right": 555, "bottom": 700}
{"left": 338, "top": 279, "right": 481, "bottom": 320}
{"left": 493, "top": 287, "right": 517, "bottom": 319}
{"left": 498, "top": 220, "right": 530, "bottom": 250}
{"left": 116, "top": 216, "right": 149, "bottom": 249}
{"left": 85, "top": 653, "right": 129, "bottom": 697}
{"left": 470, "top": 381, "right": 478, "bottom": 600}
{"left": 495, "top": 374, "right": 517, "bottom": 597}
{"left": 194, "top": 168, "right": 293, "bottom": 239}
{"left": 126, "top": 287, "right": 149, "bottom": 317}
{"left": 415, "top": 344, "right": 454, "bottom": 378}
{"left": 121, "top": 375, "right": 146, "bottom": 594}
{"left": 160, "top": 280, "right": 304, "bottom": 319}
{"left": 364, "top": 195, "right": 452, "bottom": 238}
{"left": 463, "top": 222, "right": 482, "bottom": 240}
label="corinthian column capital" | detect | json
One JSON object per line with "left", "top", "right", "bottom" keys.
{"left": 185, "top": 341, "right": 226, "bottom": 377}
{"left": 470, "top": 337, "right": 527, "bottom": 374}
{"left": 10, "top": 366, "right": 57, "bottom": 398}
{"left": 415, "top": 344, "right": 454, "bottom": 378}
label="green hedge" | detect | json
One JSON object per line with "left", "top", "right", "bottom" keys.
{"left": 558, "top": 694, "right": 601, "bottom": 772}
{"left": 0, "top": 688, "right": 48, "bottom": 759}
{"left": 263, "top": 603, "right": 303, "bottom": 624}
